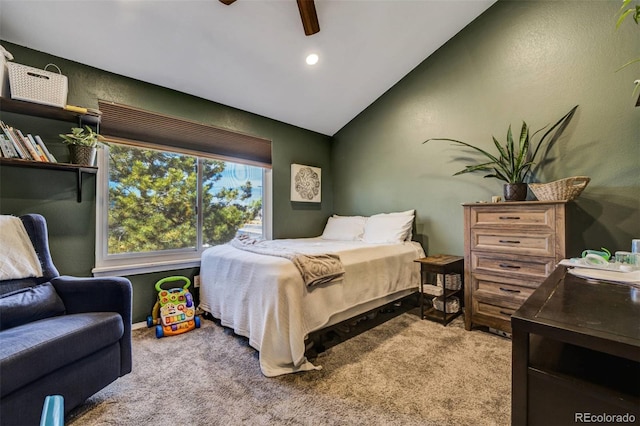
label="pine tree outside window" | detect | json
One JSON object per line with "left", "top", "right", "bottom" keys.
{"left": 94, "top": 143, "right": 271, "bottom": 276}
{"left": 93, "top": 101, "right": 272, "bottom": 276}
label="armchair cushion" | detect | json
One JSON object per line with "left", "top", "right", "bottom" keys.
{"left": 0, "top": 282, "right": 65, "bottom": 331}
{"left": 51, "top": 276, "right": 133, "bottom": 375}
{"left": 0, "top": 312, "right": 124, "bottom": 398}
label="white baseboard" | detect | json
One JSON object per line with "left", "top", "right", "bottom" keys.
{"left": 132, "top": 321, "right": 147, "bottom": 330}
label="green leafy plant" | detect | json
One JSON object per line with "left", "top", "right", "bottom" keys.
{"left": 616, "top": 0, "right": 640, "bottom": 69}
{"left": 59, "top": 125, "right": 104, "bottom": 147}
{"left": 615, "top": 0, "right": 640, "bottom": 101}
{"left": 422, "top": 105, "right": 578, "bottom": 184}
{"left": 616, "top": 0, "right": 639, "bottom": 30}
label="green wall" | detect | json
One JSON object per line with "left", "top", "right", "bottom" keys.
{"left": 3, "top": 1, "right": 639, "bottom": 321}
{"left": 0, "top": 42, "right": 333, "bottom": 322}
{"left": 0, "top": 151, "right": 96, "bottom": 277}
{"left": 2, "top": 41, "right": 334, "bottom": 239}
{"left": 332, "top": 0, "right": 640, "bottom": 257}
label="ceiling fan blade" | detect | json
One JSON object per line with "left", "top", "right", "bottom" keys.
{"left": 220, "top": 0, "right": 319, "bottom": 36}
{"left": 297, "top": 0, "right": 320, "bottom": 36}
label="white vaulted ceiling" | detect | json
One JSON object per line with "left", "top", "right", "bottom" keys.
{"left": 0, "top": 0, "right": 495, "bottom": 136}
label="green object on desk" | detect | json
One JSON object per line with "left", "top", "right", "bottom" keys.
{"left": 581, "top": 247, "right": 611, "bottom": 261}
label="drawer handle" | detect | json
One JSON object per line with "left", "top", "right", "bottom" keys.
{"left": 499, "top": 263, "right": 521, "bottom": 269}
{"left": 499, "top": 287, "right": 521, "bottom": 293}
{"left": 499, "top": 240, "right": 521, "bottom": 244}
{"left": 499, "top": 310, "right": 513, "bottom": 317}
{"left": 499, "top": 216, "right": 521, "bottom": 220}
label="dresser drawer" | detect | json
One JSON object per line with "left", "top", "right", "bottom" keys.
{"left": 471, "top": 252, "right": 556, "bottom": 279}
{"left": 473, "top": 300, "right": 518, "bottom": 331}
{"left": 473, "top": 278, "right": 539, "bottom": 300}
{"left": 469, "top": 204, "right": 555, "bottom": 230}
{"left": 472, "top": 273, "right": 538, "bottom": 302}
{"left": 470, "top": 273, "right": 540, "bottom": 332}
{"left": 471, "top": 229, "right": 555, "bottom": 257}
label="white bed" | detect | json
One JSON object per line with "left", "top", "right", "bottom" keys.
{"left": 199, "top": 211, "right": 425, "bottom": 376}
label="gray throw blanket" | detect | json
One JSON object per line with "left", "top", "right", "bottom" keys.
{"left": 230, "top": 236, "right": 345, "bottom": 287}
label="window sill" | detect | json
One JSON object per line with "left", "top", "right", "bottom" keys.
{"left": 92, "top": 258, "right": 201, "bottom": 277}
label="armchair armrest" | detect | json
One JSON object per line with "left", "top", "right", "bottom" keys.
{"left": 51, "top": 276, "right": 132, "bottom": 319}
{"left": 51, "top": 275, "right": 133, "bottom": 375}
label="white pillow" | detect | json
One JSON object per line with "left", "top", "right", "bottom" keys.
{"left": 321, "top": 216, "right": 367, "bottom": 241}
{"left": 384, "top": 210, "right": 415, "bottom": 241}
{"left": 362, "top": 211, "right": 414, "bottom": 244}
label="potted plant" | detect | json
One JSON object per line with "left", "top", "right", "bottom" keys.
{"left": 59, "top": 125, "right": 105, "bottom": 166}
{"left": 422, "top": 105, "right": 578, "bottom": 201}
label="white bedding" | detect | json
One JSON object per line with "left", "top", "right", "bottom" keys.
{"left": 0, "top": 215, "right": 43, "bottom": 280}
{"left": 199, "top": 237, "right": 425, "bottom": 376}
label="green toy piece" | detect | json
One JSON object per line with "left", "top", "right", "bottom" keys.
{"left": 581, "top": 247, "right": 611, "bottom": 261}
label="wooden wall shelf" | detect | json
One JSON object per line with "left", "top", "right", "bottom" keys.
{"left": 1, "top": 97, "right": 101, "bottom": 203}
{"left": 0, "top": 97, "right": 101, "bottom": 126}
{"left": 0, "top": 157, "right": 97, "bottom": 202}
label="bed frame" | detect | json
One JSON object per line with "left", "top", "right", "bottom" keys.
{"left": 305, "top": 292, "right": 420, "bottom": 358}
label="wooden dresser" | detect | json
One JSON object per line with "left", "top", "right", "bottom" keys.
{"left": 462, "top": 201, "right": 567, "bottom": 333}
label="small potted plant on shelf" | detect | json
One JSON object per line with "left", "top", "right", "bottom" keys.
{"left": 59, "top": 125, "right": 105, "bottom": 166}
{"left": 422, "top": 105, "right": 578, "bottom": 201}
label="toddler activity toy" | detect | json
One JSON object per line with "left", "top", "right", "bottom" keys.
{"left": 147, "top": 276, "right": 200, "bottom": 338}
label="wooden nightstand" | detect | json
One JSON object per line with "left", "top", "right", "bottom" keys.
{"left": 414, "top": 255, "right": 464, "bottom": 325}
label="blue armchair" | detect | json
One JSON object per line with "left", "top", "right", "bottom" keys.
{"left": 0, "top": 214, "right": 132, "bottom": 426}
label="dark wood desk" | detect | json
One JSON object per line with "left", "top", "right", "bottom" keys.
{"left": 511, "top": 266, "right": 640, "bottom": 426}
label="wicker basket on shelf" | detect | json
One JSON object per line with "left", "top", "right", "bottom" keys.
{"left": 529, "top": 176, "right": 590, "bottom": 201}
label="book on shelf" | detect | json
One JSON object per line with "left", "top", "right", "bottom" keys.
{"left": 26, "top": 134, "right": 50, "bottom": 162}
{"left": 33, "top": 135, "right": 57, "bottom": 162}
{"left": 0, "top": 134, "right": 20, "bottom": 158}
{"left": 16, "top": 129, "right": 45, "bottom": 161}
{"left": 0, "top": 120, "right": 58, "bottom": 163}
{"left": 0, "top": 121, "right": 29, "bottom": 159}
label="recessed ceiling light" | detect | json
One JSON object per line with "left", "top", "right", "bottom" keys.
{"left": 306, "top": 53, "right": 319, "bottom": 66}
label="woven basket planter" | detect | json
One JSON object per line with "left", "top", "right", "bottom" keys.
{"left": 529, "top": 176, "right": 590, "bottom": 201}
{"left": 68, "top": 145, "right": 97, "bottom": 166}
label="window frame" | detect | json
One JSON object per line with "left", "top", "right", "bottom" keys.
{"left": 92, "top": 143, "right": 272, "bottom": 277}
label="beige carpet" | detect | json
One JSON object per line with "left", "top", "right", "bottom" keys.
{"left": 67, "top": 309, "right": 511, "bottom": 426}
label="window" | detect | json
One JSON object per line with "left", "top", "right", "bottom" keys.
{"left": 94, "top": 143, "right": 271, "bottom": 276}
{"left": 93, "top": 101, "right": 272, "bottom": 276}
